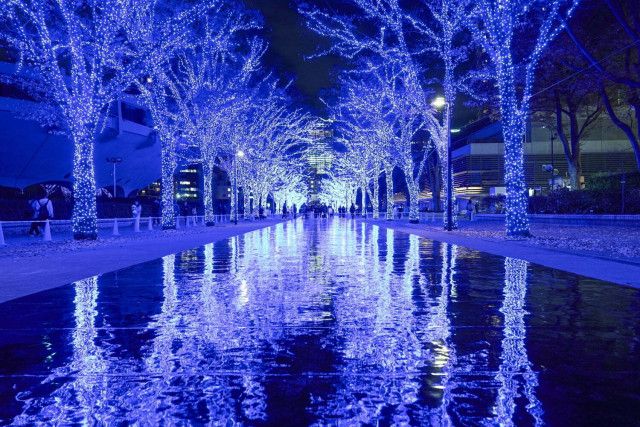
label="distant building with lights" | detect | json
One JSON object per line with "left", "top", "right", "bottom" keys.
{"left": 176, "top": 167, "right": 200, "bottom": 201}
{"left": 448, "top": 116, "right": 637, "bottom": 199}
{"left": 305, "top": 128, "right": 334, "bottom": 201}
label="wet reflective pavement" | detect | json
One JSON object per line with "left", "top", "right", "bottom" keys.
{"left": 0, "top": 220, "right": 639, "bottom": 425}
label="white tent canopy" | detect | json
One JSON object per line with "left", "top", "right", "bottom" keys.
{"left": 0, "top": 103, "right": 161, "bottom": 196}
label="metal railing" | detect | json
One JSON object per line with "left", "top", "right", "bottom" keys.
{"left": 0, "top": 213, "right": 283, "bottom": 246}
{"left": 333, "top": 211, "right": 447, "bottom": 223}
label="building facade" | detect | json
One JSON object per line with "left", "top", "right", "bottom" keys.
{"left": 305, "top": 128, "right": 333, "bottom": 201}
{"left": 451, "top": 116, "right": 638, "bottom": 198}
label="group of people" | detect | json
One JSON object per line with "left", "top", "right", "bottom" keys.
{"left": 281, "top": 203, "right": 298, "bottom": 219}
{"left": 333, "top": 204, "right": 404, "bottom": 219}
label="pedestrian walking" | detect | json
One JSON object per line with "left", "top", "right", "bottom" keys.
{"left": 467, "top": 199, "right": 475, "bottom": 221}
{"left": 131, "top": 200, "right": 142, "bottom": 218}
{"left": 28, "top": 194, "right": 54, "bottom": 237}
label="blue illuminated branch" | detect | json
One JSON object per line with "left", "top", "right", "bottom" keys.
{"left": 1, "top": 0, "right": 209, "bottom": 239}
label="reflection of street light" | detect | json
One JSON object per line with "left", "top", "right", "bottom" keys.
{"left": 106, "top": 157, "right": 122, "bottom": 198}
{"left": 233, "top": 150, "right": 245, "bottom": 225}
{"left": 432, "top": 96, "right": 455, "bottom": 231}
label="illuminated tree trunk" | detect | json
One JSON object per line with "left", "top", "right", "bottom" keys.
{"left": 372, "top": 173, "right": 379, "bottom": 219}
{"left": 72, "top": 133, "right": 98, "bottom": 240}
{"left": 384, "top": 163, "right": 394, "bottom": 220}
{"left": 360, "top": 185, "right": 367, "bottom": 218}
{"left": 436, "top": 145, "right": 457, "bottom": 230}
{"left": 403, "top": 166, "right": 420, "bottom": 223}
{"left": 257, "top": 192, "right": 267, "bottom": 216}
{"left": 230, "top": 173, "right": 238, "bottom": 222}
{"left": 160, "top": 138, "right": 177, "bottom": 230}
{"left": 498, "top": 59, "right": 530, "bottom": 237}
{"left": 243, "top": 189, "right": 251, "bottom": 220}
{"left": 202, "top": 162, "right": 215, "bottom": 226}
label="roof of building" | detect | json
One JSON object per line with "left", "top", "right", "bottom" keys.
{"left": 0, "top": 99, "right": 161, "bottom": 195}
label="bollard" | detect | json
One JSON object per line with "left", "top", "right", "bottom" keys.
{"left": 43, "top": 220, "right": 52, "bottom": 242}
{"left": 176, "top": 216, "right": 181, "bottom": 229}
{"left": 0, "top": 221, "right": 5, "bottom": 245}
{"left": 134, "top": 216, "right": 140, "bottom": 233}
{"left": 147, "top": 217, "right": 153, "bottom": 231}
{"left": 202, "top": 216, "right": 206, "bottom": 226}
{"left": 186, "top": 216, "right": 191, "bottom": 227}
{"left": 113, "top": 218, "right": 120, "bottom": 236}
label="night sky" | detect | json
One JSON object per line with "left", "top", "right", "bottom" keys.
{"left": 244, "top": 0, "right": 343, "bottom": 113}
{"left": 243, "top": 0, "right": 476, "bottom": 126}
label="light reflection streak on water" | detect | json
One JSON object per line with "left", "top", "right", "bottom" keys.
{"left": 310, "top": 227, "right": 431, "bottom": 425}
{"left": 425, "top": 242, "right": 457, "bottom": 426}
{"left": 9, "top": 219, "right": 547, "bottom": 425}
{"left": 494, "top": 258, "right": 543, "bottom": 426}
{"left": 15, "top": 276, "right": 106, "bottom": 425}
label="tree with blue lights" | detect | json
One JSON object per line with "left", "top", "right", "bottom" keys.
{"left": 210, "top": 75, "right": 314, "bottom": 220}
{"left": 172, "top": 41, "right": 264, "bottom": 225}
{"left": 240, "top": 99, "right": 316, "bottom": 217}
{"left": 137, "top": 72, "right": 182, "bottom": 230}
{"left": 410, "top": 0, "right": 474, "bottom": 229}
{"left": 466, "top": 0, "right": 580, "bottom": 237}
{"left": 136, "top": 3, "right": 260, "bottom": 229}
{"left": 332, "top": 70, "right": 395, "bottom": 219}
{"left": 0, "top": 0, "right": 202, "bottom": 239}
{"left": 360, "top": 63, "right": 429, "bottom": 223}
{"left": 303, "top": 0, "right": 458, "bottom": 225}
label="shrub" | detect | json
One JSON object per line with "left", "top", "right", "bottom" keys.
{"left": 528, "top": 188, "right": 640, "bottom": 214}
{"left": 586, "top": 172, "right": 640, "bottom": 191}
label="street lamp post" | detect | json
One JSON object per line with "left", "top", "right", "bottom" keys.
{"left": 106, "top": 157, "right": 123, "bottom": 198}
{"left": 432, "top": 96, "right": 455, "bottom": 231}
{"left": 621, "top": 173, "right": 626, "bottom": 214}
{"left": 233, "top": 150, "right": 244, "bottom": 225}
{"left": 550, "top": 132, "right": 556, "bottom": 191}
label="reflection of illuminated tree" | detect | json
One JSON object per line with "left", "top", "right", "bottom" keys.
{"left": 15, "top": 276, "right": 107, "bottom": 424}
{"left": 422, "top": 242, "right": 458, "bottom": 424}
{"left": 311, "top": 230, "right": 438, "bottom": 424}
{"left": 494, "top": 258, "right": 544, "bottom": 426}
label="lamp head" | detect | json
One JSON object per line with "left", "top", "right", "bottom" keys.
{"left": 431, "top": 96, "right": 446, "bottom": 109}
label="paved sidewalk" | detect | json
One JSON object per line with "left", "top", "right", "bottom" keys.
{"left": 0, "top": 220, "right": 281, "bottom": 303}
{"left": 366, "top": 219, "right": 640, "bottom": 289}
